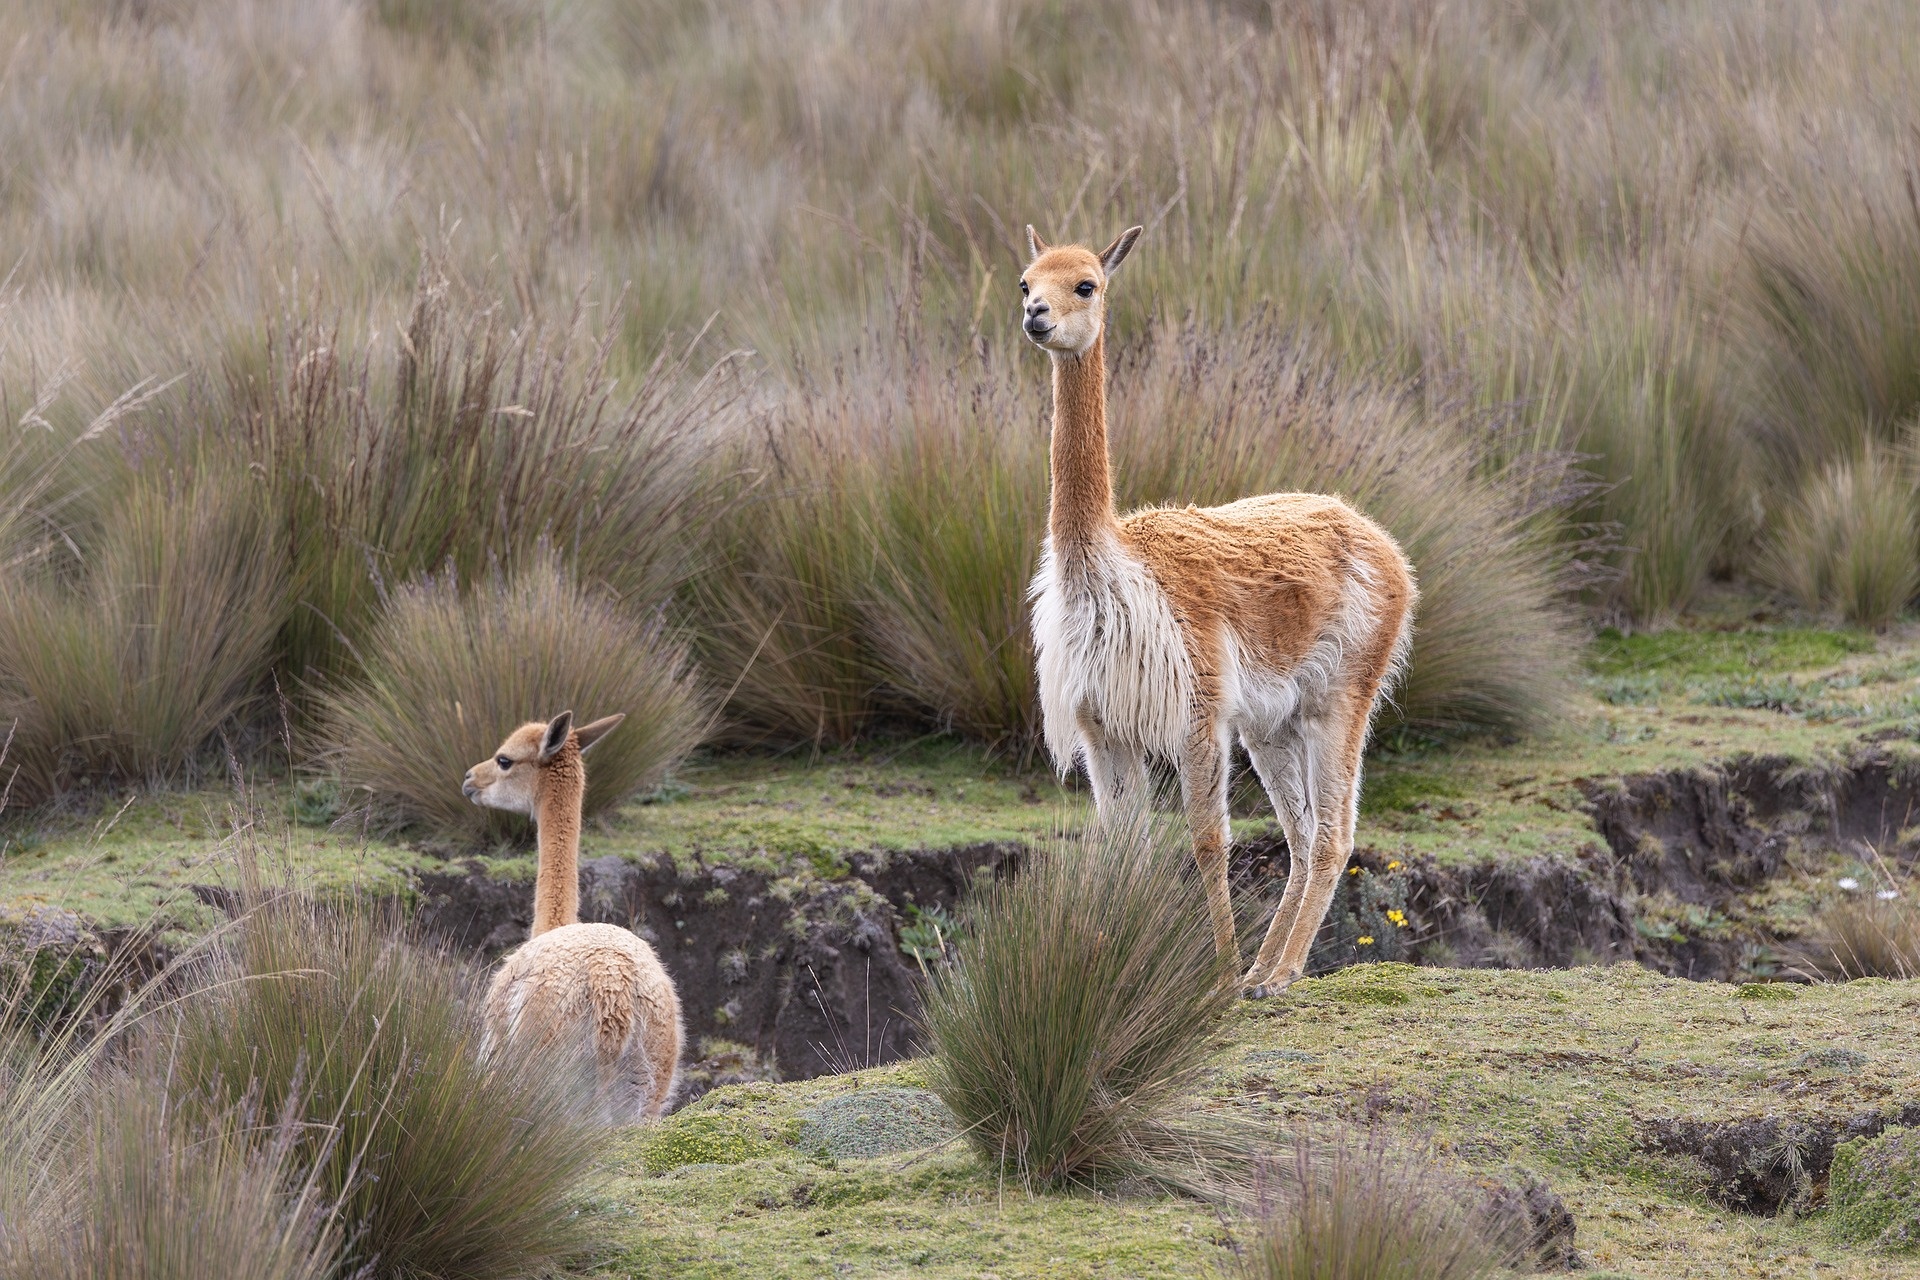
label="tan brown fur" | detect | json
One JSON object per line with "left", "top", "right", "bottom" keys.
{"left": 464, "top": 712, "right": 684, "bottom": 1120}
{"left": 1022, "top": 226, "right": 1417, "bottom": 995}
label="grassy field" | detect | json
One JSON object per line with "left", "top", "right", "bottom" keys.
{"left": 10, "top": 0, "right": 1920, "bottom": 1272}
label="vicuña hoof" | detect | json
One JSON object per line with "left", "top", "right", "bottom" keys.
{"left": 1241, "top": 971, "right": 1299, "bottom": 1000}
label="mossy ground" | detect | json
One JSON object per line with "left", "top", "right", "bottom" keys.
{"left": 1832, "top": 1128, "right": 1920, "bottom": 1252}
{"left": 574, "top": 966, "right": 1920, "bottom": 1279}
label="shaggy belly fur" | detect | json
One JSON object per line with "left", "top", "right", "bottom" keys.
{"left": 483, "top": 922, "right": 684, "bottom": 1121}
{"left": 1029, "top": 534, "right": 1195, "bottom": 768}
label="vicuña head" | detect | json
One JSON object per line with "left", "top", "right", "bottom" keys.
{"left": 462, "top": 710, "right": 625, "bottom": 818}
{"left": 1019, "top": 223, "right": 1140, "bottom": 358}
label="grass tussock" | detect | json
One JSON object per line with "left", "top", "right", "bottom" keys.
{"left": 1239, "top": 1129, "right": 1519, "bottom": 1280}
{"left": 0, "top": 474, "right": 287, "bottom": 806}
{"left": 1804, "top": 871, "right": 1920, "bottom": 981}
{"left": 1759, "top": 443, "right": 1920, "bottom": 630}
{"left": 321, "top": 551, "right": 706, "bottom": 836}
{"left": 3, "top": 1083, "right": 339, "bottom": 1280}
{"left": 157, "top": 890, "right": 603, "bottom": 1280}
{"left": 225, "top": 269, "right": 733, "bottom": 690}
{"left": 919, "top": 818, "right": 1247, "bottom": 1190}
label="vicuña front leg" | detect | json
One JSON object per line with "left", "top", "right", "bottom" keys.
{"left": 1181, "top": 721, "right": 1240, "bottom": 972}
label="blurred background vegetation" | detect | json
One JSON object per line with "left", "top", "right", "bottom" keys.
{"left": 3, "top": 0, "right": 1920, "bottom": 821}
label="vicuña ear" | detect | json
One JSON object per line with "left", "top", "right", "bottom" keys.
{"left": 1099, "top": 225, "right": 1143, "bottom": 276}
{"left": 574, "top": 713, "right": 626, "bottom": 754}
{"left": 1025, "top": 224, "right": 1050, "bottom": 259}
{"left": 539, "top": 711, "right": 574, "bottom": 762}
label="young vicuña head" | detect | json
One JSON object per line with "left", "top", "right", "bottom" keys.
{"left": 462, "top": 710, "right": 625, "bottom": 816}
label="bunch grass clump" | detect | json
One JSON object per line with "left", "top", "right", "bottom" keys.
{"left": 920, "top": 816, "right": 1245, "bottom": 1190}
{"left": 157, "top": 888, "right": 602, "bottom": 1280}
{"left": 320, "top": 550, "right": 706, "bottom": 836}
{"left": 224, "top": 268, "right": 732, "bottom": 690}
{"left": 1760, "top": 443, "right": 1919, "bottom": 630}
{"left": 1804, "top": 875, "right": 1920, "bottom": 981}
{"left": 2, "top": 1082, "right": 339, "bottom": 1280}
{"left": 0, "top": 862, "right": 333, "bottom": 1280}
{"left": 691, "top": 412, "right": 882, "bottom": 747}
{"left": 1239, "top": 1129, "right": 1519, "bottom": 1280}
{"left": 0, "top": 473, "right": 287, "bottom": 806}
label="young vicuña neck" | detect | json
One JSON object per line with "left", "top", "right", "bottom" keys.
{"left": 1048, "top": 330, "right": 1118, "bottom": 549}
{"left": 530, "top": 744, "right": 584, "bottom": 937}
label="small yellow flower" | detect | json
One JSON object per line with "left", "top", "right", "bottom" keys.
{"left": 1387, "top": 860, "right": 1403, "bottom": 871}
{"left": 1347, "top": 866, "right": 1360, "bottom": 876}
{"left": 1386, "top": 909, "right": 1408, "bottom": 927}
{"left": 1357, "top": 935, "right": 1375, "bottom": 946}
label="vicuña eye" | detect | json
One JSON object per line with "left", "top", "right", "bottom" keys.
{"left": 496, "top": 756, "right": 512, "bottom": 769}
{"left": 1019, "top": 280, "right": 1029, "bottom": 296}
{"left": 1075, "top": 281, "right": 1095, "bottom": 297}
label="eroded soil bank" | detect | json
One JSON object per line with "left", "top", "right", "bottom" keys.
{"left": 394, "top": 735, "right": 1918, "bottom": 1093}
{"left": 9, "top": 734, "right": 1911, "bottom": 1096}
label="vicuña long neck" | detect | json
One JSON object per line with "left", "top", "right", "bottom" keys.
{"left": 1048, "top": 331, "right": 1119, "bottom": 550}
{"left": 531, "top": 747, "right": 584, "bottom": 937}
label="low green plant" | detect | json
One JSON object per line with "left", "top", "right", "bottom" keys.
{"left": 899, "top": 902, "right": 958, "bottom": 969}
{"left": 158, "top": 890, "right": 602, "bottom": 1280}
{"left": 1239, "top": 1129, "right": 1519, "bottom": 1280}
{"left": 319, "top": 550, "right": 706, "bottom": 836}
{"left": 919, "top": 817, "right": 1246, "bottom": 1190}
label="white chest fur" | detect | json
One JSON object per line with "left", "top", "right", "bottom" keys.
{"left": 1028, "top": 534, "right": 1195, "bottom": 769}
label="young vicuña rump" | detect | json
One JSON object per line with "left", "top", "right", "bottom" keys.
{"left": 463, "top": 711, "right": 683, "bottom": 1119}
{"left": 1020, "top": 224, "right": 1417, "bottom": 995}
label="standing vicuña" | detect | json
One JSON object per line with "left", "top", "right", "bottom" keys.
{"left": 464, "top": 711, "right": 683, "bottom": 1119}
{"left": 1020, "top": 224, "right": 1417, "bottom": 996}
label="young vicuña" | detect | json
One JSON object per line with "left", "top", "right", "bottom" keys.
{"left": 1020, "top": 224, "right": 1417, "bottom": 995}
{"left": 463, "top": 711, "right": 684, "bottom": 1119}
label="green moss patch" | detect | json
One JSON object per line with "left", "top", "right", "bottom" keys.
{"left": 1587, "top": 627, "right": 1876, "bottom": 682}
{"left": 1737, "top": 982, "right": 1800, "bottom": 1000}
{"left": 794, "top": 1088, "right": 958, "bottom": 1160}
{"left": 635, "top": 1106, "right": 796, "bottom": 1174}
{"left": 1829, "top": 1126, "right": 1920, "bottom": 1252}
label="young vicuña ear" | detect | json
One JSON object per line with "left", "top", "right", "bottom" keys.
{"left": 1025, "top": 224, "right": 1050, "bottom": 259}
{"left": 574, "top": 713, "right": 626, "bottom": 754}
{"left": 1099, "top": 226, "right": 1143, "bottom": 276}
{"left": 539, "top": 711, "right": 575, "bottom": 762}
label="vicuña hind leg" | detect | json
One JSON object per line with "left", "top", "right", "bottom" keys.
{"left": 1246, "top": 710, "right": 1364, "bottom": 993}
{"left": 1243, "top": 729, "right": 1318, "bottom": 992}
{"left": 1077, "top": 711, "right": 1149, "bottom": 839}
{"left": 1181, "top": 719, "right": 1240, "bottom": 970}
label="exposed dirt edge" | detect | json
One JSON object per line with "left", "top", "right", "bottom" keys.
{"left": 1639, "top": 1103, "right": 1920, "bottom": 1215}
{"left": 413, "top": 842, "right": 1019, "bottom": 1090}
